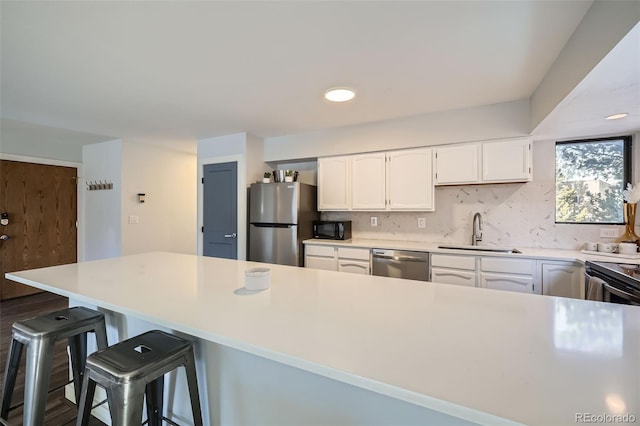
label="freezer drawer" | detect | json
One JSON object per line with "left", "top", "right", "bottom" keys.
{"left": 249, "top": 224, "right": 299, "bottom": 266}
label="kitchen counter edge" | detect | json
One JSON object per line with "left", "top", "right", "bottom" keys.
{"left": 303, "top": 238, "right": 635, "bottom": 264}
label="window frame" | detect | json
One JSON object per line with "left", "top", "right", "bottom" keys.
{"left": 555, "top": 135, "right": 632, "bottom": 225}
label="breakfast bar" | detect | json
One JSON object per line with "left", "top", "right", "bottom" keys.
{"left": 6, "top": 252, "right": 640, "bottom": 425}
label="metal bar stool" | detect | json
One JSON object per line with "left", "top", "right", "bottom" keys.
{"left": 76, "top": 330, "right": 203, "bottom": 426}
{"left": 1, "top": 306, "right": 108, "bottom": 426}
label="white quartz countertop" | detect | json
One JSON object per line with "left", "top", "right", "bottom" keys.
{"left": 304, "top": 238, "right": 640, "bottom": 264}
{"left": 6, "top": 252, "right": 640, "bottom": 425}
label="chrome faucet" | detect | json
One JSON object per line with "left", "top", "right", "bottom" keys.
{"left": 472, "top": 212, "right": 483, "bottom": 246}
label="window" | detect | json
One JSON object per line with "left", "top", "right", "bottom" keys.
{"left": 555, "top": 136, "right": 632, "bottom": 224}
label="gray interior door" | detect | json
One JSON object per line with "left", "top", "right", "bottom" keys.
{"left": 203, "top": 162, "right": 237, "bottom": 259}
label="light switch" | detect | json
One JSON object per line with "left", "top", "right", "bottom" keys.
{"left": 129, "top": 215, "right": 139, "bottom": 224}
{"left": 417, "top": 218, "right": 426, "bottom": 228}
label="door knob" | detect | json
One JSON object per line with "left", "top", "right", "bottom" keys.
{"left": 224, "top": 233, "right": 237, "bottom": 239}
{"left": 0, "top": 235, "right": 8, "bottom": 241}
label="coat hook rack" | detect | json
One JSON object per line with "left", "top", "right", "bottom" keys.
{"left": 86, "top": 180, "right": 113, "bottom": 191}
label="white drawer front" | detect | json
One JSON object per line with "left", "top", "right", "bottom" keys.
{"left": 305, "top": 245, "right": 336, "bottom": 257}
{"left": 337, "top": 247, "right": 370, "bottom": 261}
{"left": 431, "top": 268, "right": 476, "bottom": 287}
{"left": 431, "top": 254, "right": 475, "bottom": 270}
{"left": 481, "top": 273, "right": 534, "bottom": 293}
{"left": 481, "top": 257, "right": 534, "bottom": 275}
{"left": 305, "top": 256, "right": 337, "bottom": 271}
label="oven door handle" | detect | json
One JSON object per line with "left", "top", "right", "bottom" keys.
{"left": 603, "top": 283, "right": 640, "bottom": 304}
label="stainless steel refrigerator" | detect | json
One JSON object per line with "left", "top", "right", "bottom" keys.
{"left": 248, "top": 182, "right": 318, "bottom": 266}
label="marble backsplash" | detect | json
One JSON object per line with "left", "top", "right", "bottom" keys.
{"left": 322, "top": 182, "right": 627, "bottom": 250}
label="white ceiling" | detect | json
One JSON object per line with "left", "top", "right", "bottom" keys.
{"left": 532, "top": 21, "right": 640, "bottom": 140}
{"left": 1, "top": 1, "right": 636, "bottom": 149}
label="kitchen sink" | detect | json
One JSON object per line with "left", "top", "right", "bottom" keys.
{"left": 437, "top": 244, "right": 522, "bottom": 254}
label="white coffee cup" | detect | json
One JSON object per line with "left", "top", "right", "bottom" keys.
{"left": 584, "top": 242, "right": 598, "bottom": 251}
{"left": 618, "top": 242, "right": 638, "bottom": 255}
{"left": 597, "top": 242, "right": 617, "bottom": 253}
{"left": 245, "top": 267, "right": 271, "bottom": 290}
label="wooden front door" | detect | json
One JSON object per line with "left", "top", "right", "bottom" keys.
{"left": 0, "top": 160, "right": 77, "bottom": 300}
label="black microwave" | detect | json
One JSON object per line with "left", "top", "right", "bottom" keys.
{"left": 313, "top": 221, "right": 352, "bottom": 240}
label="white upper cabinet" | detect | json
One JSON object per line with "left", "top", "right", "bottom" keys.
{"left": 387, "top": 148, "right": 434, "bottom": 211}
{"left": 318, "top": 148, "right": 435, "bottom": 211}
{"left": 434, "top": 144, "right": 479, "bottom": 185}
{"left": 482, "top": 138, "right": 532, "bottom": 183}
{"left": 351, "top": 153, "right": 387, "bottom": 210}
{"left": 434, "top": 138, "right": 532, "bottom": 186}
{"left": 317, "top": 156, "right": 351, "bottom": 210}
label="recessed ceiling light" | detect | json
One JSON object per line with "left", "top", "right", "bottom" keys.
{"left": 324, "top": 88, "right": 355, "bottom": 102}
{"left": 605, "top": 113, "right": 628, "bottom": 120}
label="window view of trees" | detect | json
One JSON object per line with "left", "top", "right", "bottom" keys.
{"left": 555, "top": 137, "right": 630, "bottom": 224}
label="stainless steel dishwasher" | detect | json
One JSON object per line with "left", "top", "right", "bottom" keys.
{"left": 371, "top": 249, "right": 429, "bottom": 281}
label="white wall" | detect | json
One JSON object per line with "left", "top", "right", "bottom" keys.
{"left": 246, "top": 133, "right": 266, "bottom": 186}
{"left": 263, "top": 99, "right": 529, "bottom": 162}
{"left": 197, "top": 132, "right": 268, "bottom": 259}
{"left": 261, "top": 96, "right": 638, "bottom": 250}
{"left": 120, "top": 141, "right": 197, "bottom": 256}
{"left": 82, "top": 139, "right": 123, "bottom": 261}
{"left": 83, "top": 139, "right": 197, "bottom": 261}
{"left": 322, "top": 135, "right": 640, "bottom": 250}
{"left": 0, "top": 118, "right": 112, "bottom": 162}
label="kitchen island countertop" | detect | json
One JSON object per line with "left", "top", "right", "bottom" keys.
{"left": 6, "top": 252, "right": 640, "bottom": 425}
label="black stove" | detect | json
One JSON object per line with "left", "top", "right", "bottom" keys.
{"left": 586, "top": 261, "right": 640, "bottom": 287}
{"left": 585, "top": 261, "right": 640, "bottom": 305}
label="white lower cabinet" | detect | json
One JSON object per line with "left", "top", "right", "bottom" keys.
{"left": 338, "top": 260, "right": 370, "bottom": 275}
{"left": 307, "top": 244, "right": 582, "bottom": 297}
{"left": 479, "top": 257, "right": 538, "bottom": 294}
{"left": 304, "top": 245, "right": 337, "bottom": 271}
{"left": 480, "top": 273, "right": 534, "bottom": 293}
{"left": 337, "top": 247, "right": 371, "bottom": 275}
{"left": 539, "top": 261, "right": 584, "bottom": 299}
{"left": 430, "top": 254, "right": 539, "bottom": 294}
{"left": 430, "top": 254, "right": 476, "bottom": 287}
{"left": 305, "top": 244, "right": 371, "bottom": 275}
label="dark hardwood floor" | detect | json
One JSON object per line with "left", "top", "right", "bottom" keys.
{"left": 0, "top": 292, "right": 106, "bottom": 425}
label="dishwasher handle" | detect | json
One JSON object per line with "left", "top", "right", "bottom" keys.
{"left": 373, "top": 254, "right": 426, "bottom": 262}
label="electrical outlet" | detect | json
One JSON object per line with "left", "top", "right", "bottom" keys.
{"left": 129, "top": 215, "right": 139, "bottom": 224}
{"left": 370, "top": 216, "right": 378, "bottom": 227}
{"left": 417, "top": 217, "right": 426, "bottom": 228}
{"left": 600, "top": 228, "right": 618, "bottom": 238}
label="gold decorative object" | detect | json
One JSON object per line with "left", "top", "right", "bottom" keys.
{"left": 619, "top": 202, "right": 640, "bottom": 243}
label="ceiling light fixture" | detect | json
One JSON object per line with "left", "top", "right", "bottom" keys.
{"left": 605, "top": 113, "right": 628, "bottom": 120}
{"left": 324, "top": 87, "right": 355, "bottom": 103}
